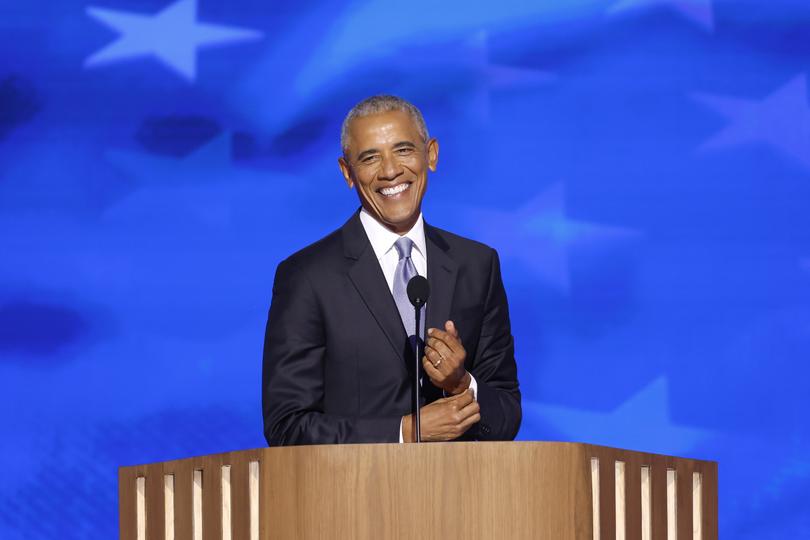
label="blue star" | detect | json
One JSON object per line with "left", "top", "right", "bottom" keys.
{"left": 100, "top": 133, "right": 324, "bottom": 228}
{"left": 454, "top": 183, "right": 641, "bottom": 294}
{"left": 523, "top": 377, "right": 709, "bottom": 455}
{"left": 463, "top": 31, "right": 556, "bottom": 123}
{"left": 84, "top": 0, "right": 263, "bottom": 81}
{"left": 693, "top": 75, "right": 810, "bottom": 170}
{"left": 608, "top": 0, "right": 714, "bottom": 31}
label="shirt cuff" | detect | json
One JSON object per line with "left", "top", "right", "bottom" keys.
{"left": 442, "top": 373, "right": 478, "bottom": 400}
{"left": 399, "top": 417, "right": 404, "bottom": 443}
{"left": 468, "top": 374, "right": 478, "bottom": 400}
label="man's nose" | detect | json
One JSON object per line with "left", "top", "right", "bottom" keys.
{"left": 378, "top": 153, "right": 403, "bottom": 180}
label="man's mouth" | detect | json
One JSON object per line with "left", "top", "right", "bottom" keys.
{"left": 378, "top": 182, "right": 412, "bottom": 198}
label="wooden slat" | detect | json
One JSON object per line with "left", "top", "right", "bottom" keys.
{"left": 137, "top": 476, "right": 146, "bottom": 540}
{"left": 592, "top": 458, "right": 601, "bottom": 540}
{"left": 641, "top": 466, "right": 652, "bottom": 540}
{"left": 651, "top": 460, "right": 668, "bottom": 540}
{"left": 228, "top": 453, "right": 252, "bottom": 540}
{"left": 145, "top": 464, "right": 166, "bottom": 540}
{"left": 201, "top": 455, "right": 222, "bottom": 540}
{"left": 249, "top": 460, "right": 261, "bottom": 540}
{"left": 119, "top": 467, "right": 138, "bottom": 540}
{"left": 616, "top": 461, "right": 626, "bottom": 540}
{"left": 700, "top": 462, "right": 718, "bottom": 540}
{"left": 599, "top": 451, "right": 617, "bottom": 540}
{"left": 171, "top": 460, "right": 194, "bottom": 540}
{"left": 221, "top": 465, "right": 232, "bottom": 540}
{"left": 624, "top": 457, "right": 642, "bottom": 540}
{"left": 164, "top": 474, "right": 175, "bottom": 540}
{"left": 692, "top": 472, "right": 703, "bottom": 540}
{"left": 259, "top": 454, "right": 271, "bottom": 540}
{"left": 676, "top": 464, "right": 693, "bottom": 540}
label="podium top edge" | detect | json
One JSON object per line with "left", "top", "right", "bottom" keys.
{"left": 117, "top": 440, "right": 717, "bottom": 471}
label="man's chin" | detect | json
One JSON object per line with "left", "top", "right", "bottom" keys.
{"left": 379, "top": 211, "right": 419, "bottom": 233}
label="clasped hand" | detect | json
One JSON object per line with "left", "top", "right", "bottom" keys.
{"left": 402, "top": 388, "right": 480, "bottom": 442}
{"left": 423, "top": 320, "right": 471, "bottom": 395}
{"left": 401, "top": 320, "right": 478, "bottom": 442}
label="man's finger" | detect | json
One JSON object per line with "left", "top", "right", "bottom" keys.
{"left": 458, "top": 413, "right": 481, "bottom": 436}
{"left": 458, "top": 412, "right": 481, "bottom": 432}
{"left": 425, "top": 340, "right": 455, "bottom": 366}
{"left": 422, "top": 353, "right": 442, "bottom": 379}
{"left": 458, "top": 399, "right": 480, "bottom": 420}
{"left": 427, "top": 328, "right": 459, "bottom": 353}
{"left": 446, "top": 320, "right": 459, "bottom": 338}
{"left": 450, "top": 389, "right": 474, "bottom": 408}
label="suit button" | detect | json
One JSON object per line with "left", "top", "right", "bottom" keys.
{"left": 481, "top": 424, "right": 491, "bottom": 434}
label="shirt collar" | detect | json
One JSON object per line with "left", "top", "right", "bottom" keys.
{"left": 359, "top": 208, "right": 426, "bottom": 261}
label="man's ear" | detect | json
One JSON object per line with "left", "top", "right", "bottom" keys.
{"left": 338, "top": 156, "right": 354, "bottom": 188}
{"left": 427, "top": 138, "right": 439, "bottom": 172}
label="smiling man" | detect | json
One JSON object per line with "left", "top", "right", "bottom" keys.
{"left": 262, "top": 95, "right": 521, "bottom": 445}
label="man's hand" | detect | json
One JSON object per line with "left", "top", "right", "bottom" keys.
{"left": 423, "top": 320, "right": 471, "bottom": 395}
{"left": 401, "top": 389, "right": 480, "bottom": 442}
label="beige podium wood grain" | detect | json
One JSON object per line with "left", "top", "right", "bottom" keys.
{"left": 257, "top": 442, "right": 591, "bottom": 540}
{"left": 119, "top": 442, "right": 717, "bottom": 540}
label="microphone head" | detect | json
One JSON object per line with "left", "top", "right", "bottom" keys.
{"left": 406, "top": 275, "right": 430, "bottom": 308}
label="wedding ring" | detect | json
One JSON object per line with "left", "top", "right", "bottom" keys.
{"left": 435, "top": 352, "right": 445, "bottom": 368}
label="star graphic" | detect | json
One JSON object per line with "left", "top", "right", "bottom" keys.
{"left": 99, "top": 133, "right": 332, "bottom": 231}
{"left": 462, "top": 31, "right": 556, "bottom": 123}
{"left": 608, "top": 0, "right": 714, "bottom": 31}
{"left": 84, "top": 0, "right": 263, "bottom": 81}
{"left": 522, "top": 377, "right": 709, "bottom": 455}
{"left": 455, "top": 183, "right": 641, "bottom": 294}
{"left": 693, "top": 75, "right": 810, "bottom": 170}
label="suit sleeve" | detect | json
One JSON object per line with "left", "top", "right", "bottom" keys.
{"left": 467, "top": 248, "right": 522, "bottom": 440}
{"left": 262, "top": 257, "right": 402, "bottom": 446}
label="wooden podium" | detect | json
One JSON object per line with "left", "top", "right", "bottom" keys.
{"left": 119, "top": 442, "right": 717, "bottom": 540}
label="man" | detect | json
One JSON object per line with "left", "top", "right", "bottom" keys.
{"left": 263, "top": 95, "right": 520, "bottom": 445}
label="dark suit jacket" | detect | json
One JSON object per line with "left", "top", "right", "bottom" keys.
{"left": 262, "top": 211, "right": 521, "bottom": 445}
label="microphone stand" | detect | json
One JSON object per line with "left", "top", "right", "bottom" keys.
{"left": 406, "top": 274, "right": 429, "bottom": 443}
{"left": 414, "top": 304, "right": 422, "bottom": 443}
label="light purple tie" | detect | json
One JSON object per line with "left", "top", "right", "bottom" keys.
{"left": 393, "top": 237, "right": 425, "bottom": 339}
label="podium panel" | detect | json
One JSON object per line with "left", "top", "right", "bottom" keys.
{"left": 119, "top": 442, "right": 717, "bottom": 540}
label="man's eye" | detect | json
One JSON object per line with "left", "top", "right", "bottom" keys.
{"left": 361, "top": 155, "right": 379, "bottom": 164}
{"left": 397, "top": 148, "right": 414, "bottom": 155}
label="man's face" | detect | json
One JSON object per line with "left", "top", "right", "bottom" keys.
{"left": 339, "top": 110, "right": 438, "bottom": 234}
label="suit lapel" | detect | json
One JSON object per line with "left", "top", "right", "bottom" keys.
{"left": 343, "top": 213, "right": 409, "bottom": 361}
{"left": 424, "top": 224, "right": 458, "bottom": 334}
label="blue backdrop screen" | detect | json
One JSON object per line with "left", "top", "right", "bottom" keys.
{"left": 1, "top": 0, "right": 809, "bottom": 537}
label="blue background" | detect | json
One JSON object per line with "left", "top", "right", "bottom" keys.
{"left": 1, "top": 0, "right": 809, "bottom": 537}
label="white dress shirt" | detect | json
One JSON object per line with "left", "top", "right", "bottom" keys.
{"left": 358, "top": 209, "right": 478, "bottom": 442}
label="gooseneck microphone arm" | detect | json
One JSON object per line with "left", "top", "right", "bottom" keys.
{"left": 406, "top": 275, "right": 430, "bottom": 443}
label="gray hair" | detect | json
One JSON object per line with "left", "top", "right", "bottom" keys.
{"left": 340, "top": 95, "right": 429, "bottom": 155}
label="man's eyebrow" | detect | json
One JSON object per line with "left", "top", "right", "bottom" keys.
{"left": 356, "top": 148, "right": 379, "bottom": 161}
{"left": 392, "top": 141, "right": 417, "bottom": 150}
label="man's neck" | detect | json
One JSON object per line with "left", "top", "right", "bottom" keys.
{"left": 360, "top": 207, "right": 421, "bottom": 236}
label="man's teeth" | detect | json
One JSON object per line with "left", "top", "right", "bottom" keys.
{"left": 379, "top": 183, "right": 410, "bottom": 196}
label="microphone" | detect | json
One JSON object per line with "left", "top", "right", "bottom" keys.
{"left": 406, "top": 275, "right": 430, "bottom": 442}
{"left": 406, "top": 275, "right": 430, "bottom": 309}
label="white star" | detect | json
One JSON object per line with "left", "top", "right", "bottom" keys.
{"left": 457, "top": 183, "right": 641, "bottom": 294}
{"left": 693, "top": 76, "right": 810, "bottom": 170}
{"left": 84, "top": 0, "right": 263, "bottom": 81}
{"left": 523, "top": 377, "right": 709, "bottom": 455}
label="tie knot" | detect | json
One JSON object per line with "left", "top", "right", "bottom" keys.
{"left": 394, "top": 236, "right": 414, "bottom": 260}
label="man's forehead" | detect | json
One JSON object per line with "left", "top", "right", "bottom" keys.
{"left": 348, "top": 111, "right": 421, "bottom": 140}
